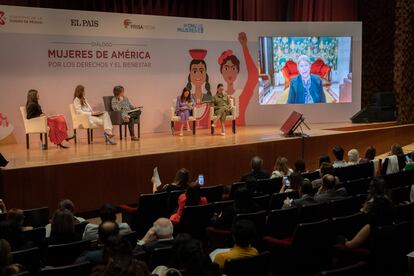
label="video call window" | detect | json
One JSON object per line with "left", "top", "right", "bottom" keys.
{"left": 258, "top": 36, "right": 352, "bottom": 105}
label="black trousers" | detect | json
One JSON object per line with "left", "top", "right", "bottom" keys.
{"left": 127, "top": 110, "right": 141, "bottom": 137}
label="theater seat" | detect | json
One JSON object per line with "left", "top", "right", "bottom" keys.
{"left": 328, "top": 196, "right": 361, "bottom": 217}
{"left": 120, "top": 192, "right": 170, "bottom": 237}
{"left": 46, "top": 239, "right": 91, "bottom": 266}
{"left": 201, "top": 184, "right": 224, "bottom": 203}
{"left": 263, "top": 219, "right": 332, "bottom": 275}
{"left": 12, "top": 247, "right": 41, "bottom": 274}
{"left": 331, "top": 212, "right": 367, "bottom": 240}
{"left": 148, "top": 246, "right": 173, "bottom": 271}
{"left": 23, "top": 207, "right": 50, "bottom": 228}
{"left": 40, "top": 261, "right": 92, "bottom": 276}
{"left": 177, "top": 203, "right": 214, "bottom": 238}
{"left": 269, "top": 191, "right": 299, "bottom": 210}
{"left": 319, "top": 261, "right": 368, "bottom": 276}
{"left": 265, "top": 207, "right": 298, "bottom": 239}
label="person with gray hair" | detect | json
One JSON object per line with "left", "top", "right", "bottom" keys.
{"left": 347, "top": 149, "right": 360, "bottom": 165}
{"left": 287, "top": 55, "right": 326, "bottom": 104}
{"left": 135, "top": 218, "right": 174, "bottom": 254}
{"left": 240, "top": 156, "right": 270, "bottom": 182}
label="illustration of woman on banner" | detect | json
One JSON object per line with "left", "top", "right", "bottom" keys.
{"left": 0, "top": 113, "right": 14, "bottom": 143}
{"left": 185, "top": 49, "right": 213, "bottom": 128}
{"left": 218, "top": 32, "right": 258, "bottom": 126}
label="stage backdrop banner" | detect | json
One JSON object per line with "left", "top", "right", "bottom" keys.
{"left": 0, "top": 5, "right": 362, "bottom": 143}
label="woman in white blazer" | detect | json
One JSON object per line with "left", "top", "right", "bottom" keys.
{"left": 73, "top": 85, "right": 116, "bottom": 145}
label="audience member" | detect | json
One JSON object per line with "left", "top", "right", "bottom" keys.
{"left": 318, "top": 155, "right": 331, "bottom": 167}
{"left": 344, "top": 178, "right": 395, "bottom": 249}
{"left": 359, "top": 146, "right": 376, "bottom": 164}
{"left": 58, "top": 199, "right": 85, "bottom": 223}
{"left": 240, "top": 156, "right": 270, "bottom": 182}
{"left": 0, "top": 199, "right": 7, "bottom": 214}
{"left": 90, "top": 235, "right": 151, "bottom": 276}
{"left": 213, "top": 186, "right": 259, "bottom": 229}
{"left": 283, "top": 178, "right": 317, "bottom": 208}
{"left": 314, "top": 174, "right": 346, "bottom": 203}
{"left": 311, "top": 162, "right": 339, "bottom": 189}
{"left": 83, "top": 204, "right": 131, "bottom": 240}
{"left": 170, "top": 182, "right": 208, "bottom": 224}
{"left": 403, "top": 151, "right": 414, "bottom": 171}
{"left": 271, "top": 157, "right": 293, "bottom": 178}
{"left": 381, "top": 144, "right": 406, "bottom": 175}
{"left": 293, "top": 159, "right": 307, "bottom": 173}
{"left": 279, "top": 172, "right": 302, "bottom": 193}
{"left": 46, "top": 198, "right": 85, "bottom": 237}
{"left": 332, "top": 146, "right": 348, "bottom": 168}
{"left": 135, "top": 218, "right": 174, "bottom": 254}
{"left": 211, "top": 219, "right": 258, "bottom": 269}
{"left": 153, "top": 234, "right": 219, "bottom": 276}
{"left": 153, "top": 168, "right": 189, "bottom": 193}
{"left": 347, "top": 149, "right": 360, "bottom": 165}
{"left": 48, "top": 208, "right": 81, "bottom": 245}
{"left": 0, "top": 209, "right": 33, "bottom": 251}
{"left": 0, "top": 239, "right": 23, "bottom": 275}
{"left": 76, "top": 221, "right": 120, "bottom": 265}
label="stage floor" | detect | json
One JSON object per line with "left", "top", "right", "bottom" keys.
{"left": 0, "top": 121, "right": 401, "bottom": 170}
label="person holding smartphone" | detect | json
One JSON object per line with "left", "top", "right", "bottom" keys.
{"left": 170, "top": 181, "right": 208, "bottom": 225}
{"left": 0, "top": 199, "right": 7, "bottom": 213}
{"left": 279, "top": 172, "right": 302, "bottom": 193}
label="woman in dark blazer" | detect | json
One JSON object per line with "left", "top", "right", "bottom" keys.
{"left": 287, "top": 55, "right": 326, "bottom": 104}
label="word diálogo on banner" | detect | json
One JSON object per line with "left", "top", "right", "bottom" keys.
{"left": 0, "top": 11, "right": 6, "bottom": 26}
{"left": 70, "top": 18, "right": 99, "bottom": 27}
{"left": 177, "top": 23, "right": 204, "bottom": 33}
{"left": 123, "top": 19, "right": 155, "bottom": 30}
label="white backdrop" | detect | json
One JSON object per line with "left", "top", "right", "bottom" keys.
{"left": 0, "top": 5, "right": 362, "bottom": 143}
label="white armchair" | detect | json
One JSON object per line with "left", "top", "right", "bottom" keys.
{"left": 20, "top": 106, "right": 48, "bottom": 149}
{"left": 210, "top": 98, "right": 236, "bottom": 134}
{"left": 170, "top": 98, "right": 197, "bottom": 135}
{"left": 69, "top": 103, "right": 99, "bottom": 144}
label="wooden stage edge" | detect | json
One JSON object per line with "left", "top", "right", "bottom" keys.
{"left": 1, "top": 122, "right": 413, "bottom": 214}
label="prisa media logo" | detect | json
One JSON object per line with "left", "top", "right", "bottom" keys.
{"left": 123, "top": 19, "right": 155, "bottom": 30}
{"left": 177, "top": 23, "right": 204, "bottom": 33}
{"left": 0, "top": 11, "right": 6, "bottom": 26}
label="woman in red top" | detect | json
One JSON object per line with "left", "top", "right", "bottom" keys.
{"left": 170, "top": 182, "right": 208, "bottom": 224}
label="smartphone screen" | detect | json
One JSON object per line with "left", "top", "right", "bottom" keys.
{"left": 284, "top": 176, "right": 290, "bottom": 187}
{"left": 198, "top": 174, "right": 205, "bottom": 186}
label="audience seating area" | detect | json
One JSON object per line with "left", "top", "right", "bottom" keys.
{"left": 1, "top": 158, "right": 414, "bottom": 275}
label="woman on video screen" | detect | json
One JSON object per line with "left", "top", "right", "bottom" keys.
{"left": 287, "top": 55, "right": 326, "bottom": 104}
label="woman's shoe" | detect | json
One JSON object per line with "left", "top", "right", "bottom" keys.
{"left": 65, "top": 134, "right": 76, "bottom": 141}
{"left": 57, "top": 143, "right": 69, "bottom": 149}
{"left": 104, "top": 133, "right": 117, "bottom": 145}
{"left": 131, "top": 136, "right": 139, "bottom": 141}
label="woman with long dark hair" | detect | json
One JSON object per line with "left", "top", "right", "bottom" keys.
{"left": 26, "top": 89, "right": 74, "bottom": 149}
{"left": 175, "top": 87, "right": 195, "bottom": 136}
{"left": 73, "top": 85, "right": 116, "bottom": 145}
{"left": 49, "top": 208, "right": 81, "bottom": 245}
{"left": 153, "top": 168, "right": 190, "bottom": 193}
{"left": 170, "top": 182, "right": 208, "bottom": 224}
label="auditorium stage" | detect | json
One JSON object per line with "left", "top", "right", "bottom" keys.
{"left": 0, "top": 122, "right": 413, "bottom": 215}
